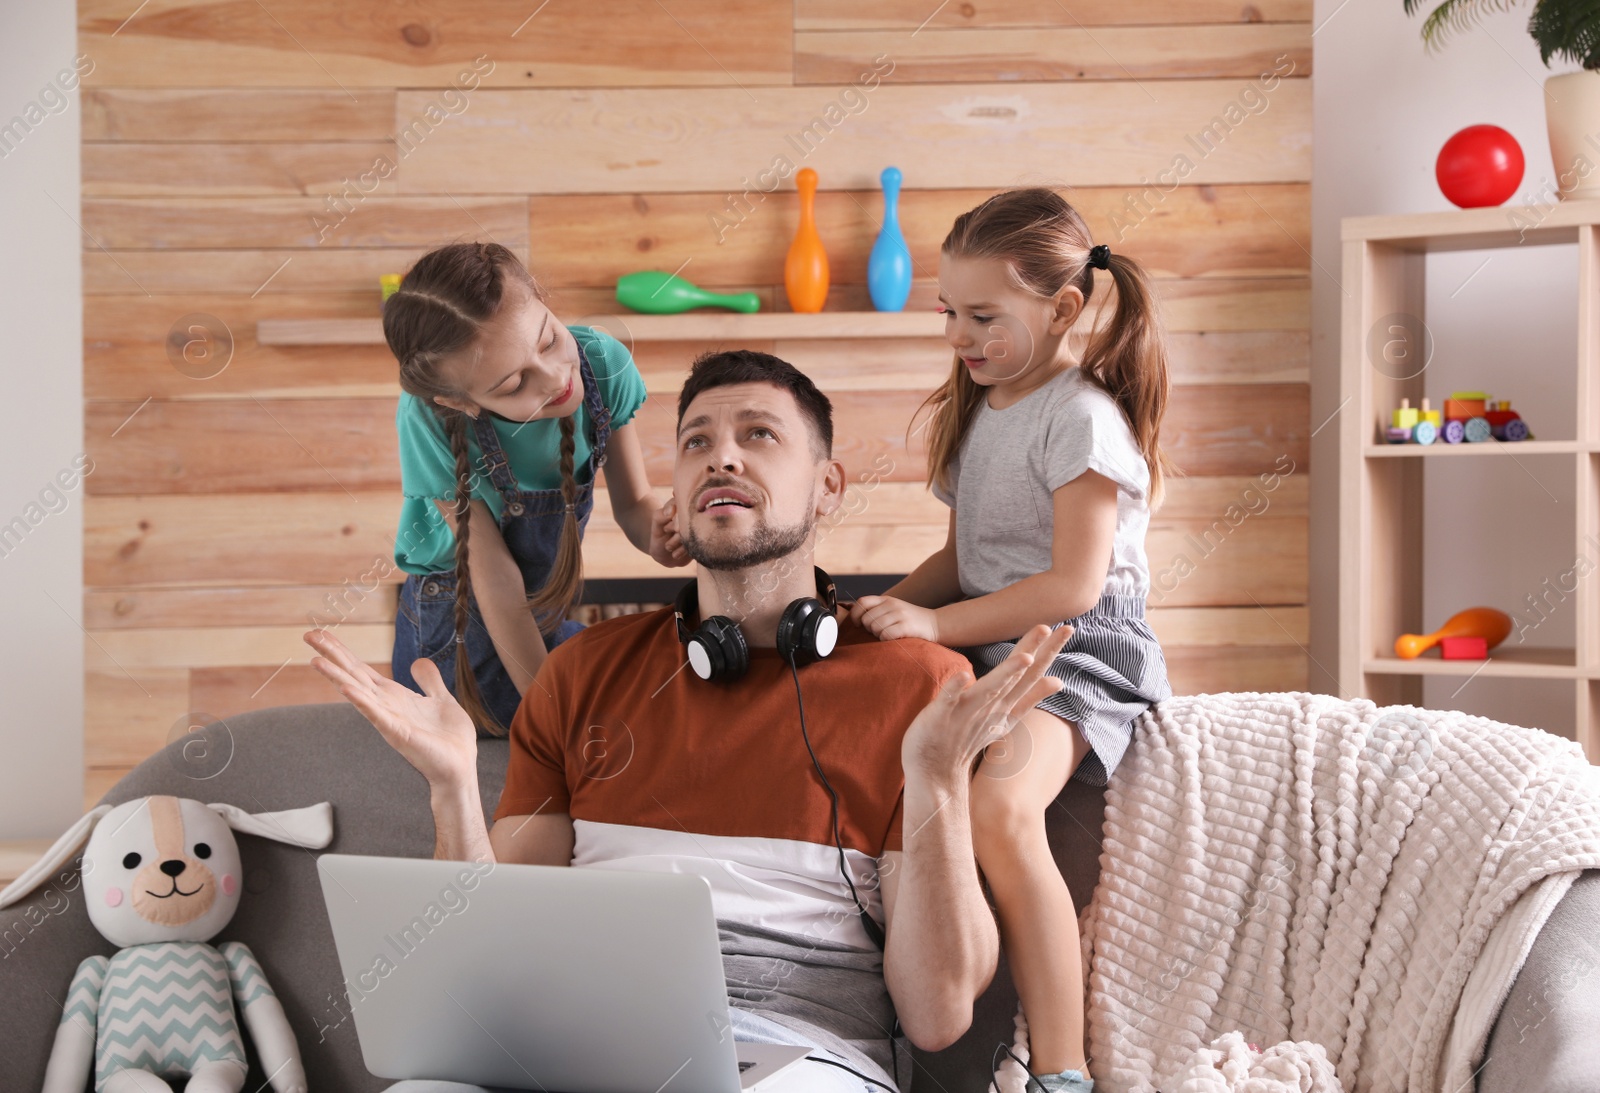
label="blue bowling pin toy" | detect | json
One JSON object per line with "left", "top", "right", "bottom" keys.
{"left": 868, "top": 166, "right": 912, "bottom": 312}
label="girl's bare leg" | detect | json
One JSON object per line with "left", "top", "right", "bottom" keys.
{"left": 970, "top": 706, "right": 1093, "bottom": 1077}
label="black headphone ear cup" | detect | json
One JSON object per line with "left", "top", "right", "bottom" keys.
{"left": 775, "top": 599, "right": 809, "bottom": 664}
{"left": 778, "top": 598, "right": 838, "bottom": 667}
{"left": 716, "top": 617, "right": 749, "bottom": 680}
{"left": 693, "top": 615, "right": 748, "bottom": 682}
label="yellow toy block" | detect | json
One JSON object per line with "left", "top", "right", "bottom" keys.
{"left": 1392, "top": 397, "right": 1420, "bottom": 430}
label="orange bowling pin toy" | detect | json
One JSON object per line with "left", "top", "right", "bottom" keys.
{"left": 785, "top": 168, "right": 829, "bottom": 313}
{"left": 1394, "top": 606, "right": 1513, "bottom": 659}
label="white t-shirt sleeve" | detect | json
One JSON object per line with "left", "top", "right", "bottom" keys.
{"left": 1042, "top": 387, "right": 1149, "bottom": 500}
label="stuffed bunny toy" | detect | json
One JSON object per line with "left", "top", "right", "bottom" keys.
{"left": 0, "top": 795, "right": 333, "bottom": 1093}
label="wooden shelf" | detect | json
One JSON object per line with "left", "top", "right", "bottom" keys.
{"left": 1337, "top": 202, "right": 1600, "bottom": 759}
{"left": 1342, "top": 198, "right": 1600, "bottom": 253}
{"left": 257, "top": 311, "right": 947, "bottom": 347}
{"left": 1364, "top": 440, "right": 1589, "bottom": 457}
{"left": 1365, "top": 646, "right": 1582, "bottom": 680}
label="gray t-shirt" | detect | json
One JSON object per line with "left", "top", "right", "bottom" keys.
{"left": 721, "top": 917, "right": 904, "bottom": 1089}
{"left": 931, "top": 365, "right": 1153, "bottom": 603}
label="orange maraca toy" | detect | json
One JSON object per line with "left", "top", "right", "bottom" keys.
{"left": 1394, "top": 606, "right": 1513, "bottom": 658}
{"left": 785, "top": 167, "right": 829, "bottom": 313}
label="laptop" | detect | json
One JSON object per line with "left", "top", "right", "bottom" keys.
{"left": 317, "top": 853, "right": 813, "bottom": 1092}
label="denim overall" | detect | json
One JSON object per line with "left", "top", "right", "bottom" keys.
{"left": 391, "top": 343, "right": 611, "bottom": 735}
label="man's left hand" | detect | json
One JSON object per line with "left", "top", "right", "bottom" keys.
{"left": 902, "top": 623, "right": 1072, "bottom": 784}
{"left": 851, "top": 595, "right": 940, "bottom": 642}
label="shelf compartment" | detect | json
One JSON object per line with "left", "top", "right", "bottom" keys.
{"left": 257, "top": 311, "right": 948, "bottom": 347}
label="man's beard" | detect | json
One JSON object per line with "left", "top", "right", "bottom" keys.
{"left": 683, "top": 509, "right": 813, "bottom": 571}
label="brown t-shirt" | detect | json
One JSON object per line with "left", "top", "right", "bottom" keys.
{"left": 493, "top": 604, "right": 968, "bottom": 948}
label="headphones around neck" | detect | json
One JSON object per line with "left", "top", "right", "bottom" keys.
{"left": 669, "top": 562, "right": 897, "bottom": 1075}
{"left": 673, "top": 566, "right": 840, "bottom": 682}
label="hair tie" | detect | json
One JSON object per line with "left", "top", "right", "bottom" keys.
{"left": 1088, "top": 244, "right": 1112, "bottom": 271}
{"left": 455, "top": 634, "right": 466, "bottom": 644}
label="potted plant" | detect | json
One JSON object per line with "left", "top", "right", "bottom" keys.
{"left": 1404, "top": 0, "right": 1600, "bottom": 200}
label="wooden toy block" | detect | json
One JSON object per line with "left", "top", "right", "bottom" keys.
{"left": 1440, "top": 635, "right": 1489, "bottom": 659}
{"left": 1392, "top": 397, "right": 1420, "bottom": 430}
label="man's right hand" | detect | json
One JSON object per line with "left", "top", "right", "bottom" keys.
{"left": 304, "top": 628, "right": 478, "bottom": 793}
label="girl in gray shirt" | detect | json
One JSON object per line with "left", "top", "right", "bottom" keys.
{"left": 851, "top": 189, "right": 1174, "bottom": 1093}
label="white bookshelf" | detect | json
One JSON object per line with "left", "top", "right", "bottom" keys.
{"left": 1338, "top": 200, "right": 1600, "bottom": 759}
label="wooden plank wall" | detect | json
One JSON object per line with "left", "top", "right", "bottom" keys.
{"left": 78, "top": 0, "right": 1313, "bottom": 808}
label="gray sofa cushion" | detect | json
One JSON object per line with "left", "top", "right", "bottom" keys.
{"left": 0, "top": 701, "right": 1594, "bottom": 1092}
{"left": 1479, "top": 870, "right": 1600, "bottom": 1092}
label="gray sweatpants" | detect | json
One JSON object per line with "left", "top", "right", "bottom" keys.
{"left": 383, "top": 1005, "right": 893, "bottom": 1093}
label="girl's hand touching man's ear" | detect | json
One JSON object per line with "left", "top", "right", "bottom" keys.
{"left": 648, "top": 495, "right": 690, "bottom": 568}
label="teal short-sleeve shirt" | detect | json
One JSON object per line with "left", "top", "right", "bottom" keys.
{"left": 392, "top": 325, "right": 646, "bottom": 576}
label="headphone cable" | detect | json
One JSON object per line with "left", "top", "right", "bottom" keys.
{"left": 786, "top": 651, "right": 904, "bottom": 1092}
{"left": 786, "top": 654, "right": 879, "bottom": 948}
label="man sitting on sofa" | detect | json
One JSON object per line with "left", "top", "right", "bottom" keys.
{"left": 304, "top": 349, "right": 1074, "bottom": 1093}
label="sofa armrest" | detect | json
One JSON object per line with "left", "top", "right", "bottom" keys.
{"left": 1479, "top": 870, "right": 1600, "bottom": 1092}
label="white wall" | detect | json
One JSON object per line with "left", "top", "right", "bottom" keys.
{"left": 0, "top": 2, "right": 85, "bottom": 836}
{"left": 1311, "top": 2, "right": 1588, "bottom": 737}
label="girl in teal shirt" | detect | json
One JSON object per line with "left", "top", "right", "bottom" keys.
{"left": 386, "top": 242, "right": 687, "bottom": 737}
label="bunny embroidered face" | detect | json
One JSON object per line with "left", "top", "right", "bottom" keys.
{"left": 87, "top": 796, "right": 243, "bottom": 947}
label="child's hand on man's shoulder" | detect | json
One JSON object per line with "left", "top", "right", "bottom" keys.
{"left": 850, "top": 595, "right": 940, "bottom": 643}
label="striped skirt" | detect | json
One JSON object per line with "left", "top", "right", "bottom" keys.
{"left": 957, "top": 592, "right": 1170, "bottom": 786}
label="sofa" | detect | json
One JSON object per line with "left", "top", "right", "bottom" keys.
{"left": 2, "top": 701, "right": 1597, "bottom": 1091}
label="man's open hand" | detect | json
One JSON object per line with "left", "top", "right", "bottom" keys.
{"left": 902, "top": 623, "right": 1073, "bottom": 782}
{"left": 303, "top": 628, "right": 478, "bottom": 792}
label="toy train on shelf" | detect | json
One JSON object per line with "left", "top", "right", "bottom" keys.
{"left": 1384, "top": 392, "right": 1531, "bottom": 445}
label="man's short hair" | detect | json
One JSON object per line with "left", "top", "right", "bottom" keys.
{"left": 676, "top": 350, "right": 834, "bottom": 459}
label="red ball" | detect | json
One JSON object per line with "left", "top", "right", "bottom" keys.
{"left": 1436, "top": 125, "right": 1525, "bottom": 208}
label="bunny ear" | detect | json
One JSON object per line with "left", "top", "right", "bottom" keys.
{"left": 206, "top": 802, "right": 333, "bottom": 849}
{"left": 0, "top": 805, "right": 113, "bottom": 910}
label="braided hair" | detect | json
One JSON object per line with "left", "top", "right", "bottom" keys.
{"left": 384, "top": 242, "right": 586, "bottom": 736}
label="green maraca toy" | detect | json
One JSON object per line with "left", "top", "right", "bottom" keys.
{"left": 615, "top": 271, "right": 760, "bottom": 314}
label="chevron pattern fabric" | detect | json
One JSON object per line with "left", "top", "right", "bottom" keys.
{"left": 93, "top": 941, "right": 245, "bottom": 1087}
{"left": 220, "top": 940, "right": 275, "bottom": 1008}
{"left": 61, "top": 954, "right": 108, "bottom": 1031}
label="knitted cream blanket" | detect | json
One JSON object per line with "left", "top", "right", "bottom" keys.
{"left": 1075, "top": 691, "right": 1600, "bottom": 1093}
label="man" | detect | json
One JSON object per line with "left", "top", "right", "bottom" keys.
{"left": 305, "top": 349, "right": 1072, "bottom": 1092}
